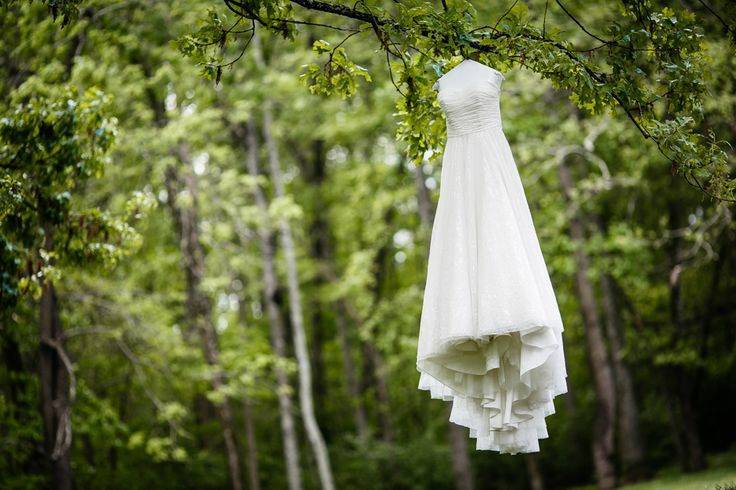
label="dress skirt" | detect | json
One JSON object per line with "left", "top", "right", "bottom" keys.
{"left": 416, "top": 125, "right": 568, "bottom": 454}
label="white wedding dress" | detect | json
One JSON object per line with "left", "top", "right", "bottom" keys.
{"left": 416, "top": 59, "right": 568, "bottom": 454}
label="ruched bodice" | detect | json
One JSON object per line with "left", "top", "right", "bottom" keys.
{"left": 438, "top": 76, "right": 503, "bottom": 137}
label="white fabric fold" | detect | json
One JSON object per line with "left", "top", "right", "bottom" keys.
{"left": 417, "top": 71, "right": 567, "bottom": 454}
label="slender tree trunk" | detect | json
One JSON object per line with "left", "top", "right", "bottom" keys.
{"left": 311, "top": 309, "right": 326, "bottom": 418}
{"left": 322, "top": 264, "right": 380, "bottom": 440}
{"left": 558, "top": 158, "right": 616, "bottom": 490}
{"left": 241, "top": 119, "right": 303, "bottom": 490}
{"left": 164, "top": 161, "right": 243, "bottom": 490}
{"left": 334, "top": 307, "right": 369, "bottom": 437}
{"left": 243, "top": 401, "right": 261, "bottom": 490}
{"left": 39, "top": 225, "right": 73, "bottom": 490}
{"left": 363, "top": 192, "right": 399, "bottom": 444}
{"left": 261, "top": 103, "right": 336, "bottom": 490}
{"left": 599, "top": 271, "right": 646, "bottom": 481}
{"left": 665, "top": 203, "right": 706, "bottom": 473}
{"left": 524, "top": 454, "right": 545, "bottom": 490}
{"left": 39, "top": 283, "right": 73, "bottom": 490}
{"left": 303, "top": 139, "right": 329, "bottom": 429}
{"left": 678, "top": 379, "right": 705, "bottom": 471}
{"left": 235, "top": 276, "right": 262, "bottom": 490}
{"left": 597, "top": 209, "right": 646, "bottom": 480}
{"left": 253, "top": 31, "right": 335, "bottom": 490}
{"left": 414, "top": 162, "right": 434, "bottom": 227}
{"left": 694, "top": 233, "right": 731, "bottom": 406}
{"left": 82, "top": 434, "right": 95, "bottom": 467}
{"left": 447, "top": 420, "right": 474, "bottom": 490}
{"left": 328, "top": 266, "right": 393, "bottom": 442}
{"left": 292, "top": 138, "right": 370, "bottom": 439}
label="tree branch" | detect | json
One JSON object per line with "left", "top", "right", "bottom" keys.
{"left": 40, "top": 336, "right": 76, "bottom": 460}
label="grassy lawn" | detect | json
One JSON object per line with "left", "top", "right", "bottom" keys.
{"left": 571, "top": 452, "right": 736, "bottom": 490}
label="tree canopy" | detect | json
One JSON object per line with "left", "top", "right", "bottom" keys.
{"left": 1, "top": 1, "right": 735, "bottom": 490}
{"left": 175, "top": 0, "right": 735, "bottom": 200}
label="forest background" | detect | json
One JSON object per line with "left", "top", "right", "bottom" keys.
{"left": 1, "top": 1, "right": 735, "bottom": 489}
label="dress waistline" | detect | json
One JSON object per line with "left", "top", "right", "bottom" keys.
{"left": 446, "top": 121, "right": 504, "bottom": 138}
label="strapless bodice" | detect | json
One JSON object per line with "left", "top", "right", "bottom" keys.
{"left": 438, "top": 78, "right": 503, "bottom": 138}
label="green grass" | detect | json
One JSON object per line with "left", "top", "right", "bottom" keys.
{"left": 571, "top": 451, "right": 736, "bottom": 490}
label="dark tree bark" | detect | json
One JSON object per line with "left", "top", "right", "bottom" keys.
{"left": 243, "top": 401, "right": 261, "bottom": 490}
{"left": 164, "top": 160, "right": 243, "bottom": 490}
{"left": 447, "top": 421, "right": 475, "bottom": 490}
{"left": 39, "top": 283, "right": 73, "bottom": 490}
{"left": 665, "top": 202, "right": 706, "bottom": 472}
{"left": 599, "top": 271, "right": 646, "bottom": 481}
{"left": 302, "top": 139, "right": 329, "bottom": 427}
{"left": 595, "top": 216, "right": 646, "bottom": 480}
{"left": 524, "top": 453, "right": 545, "bottom": 490}
{"left": 558, "top": 158, "right": 616, "bottom": 490}
{"left": 39, "top": 225, "right": 74, "bottom": 490}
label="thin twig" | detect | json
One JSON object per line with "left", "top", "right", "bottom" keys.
{"left": 493, "top": 0, "right": 519, "bottom": 33}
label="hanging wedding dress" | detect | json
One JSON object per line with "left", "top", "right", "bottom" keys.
{"left": 416, "top": 59, "right": 568, "bottom": 454}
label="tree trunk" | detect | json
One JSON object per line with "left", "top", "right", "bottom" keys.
{"left": 303, "top": 139, "right": 329, "bottom": 431}
{"left": 665, "top": 203, "right": 706, "bottom": 473}
{"left": 362, "top": 199, "right": 397, "bottom": 444}
{"left": 241, "top": 118, "right": 303, "bottom": 490}
{"left": 597, "top": 213, "right": 646, "bottom": 480}
{"left": 311, "top": 308, "right": 326, "bottom": 422}
{"left": 323, "top": 263, "right": 382, "bottom": 441}
{"left": 243, "top": 401, "right": 261, "bottom": 490}
{"left": 254, "top": 31, "right": 335, "bottom": 490}
{"left": 334, "top": 307, "right": 369, "bottom": 437}
{"left": 261, "top": 103, "right": 336, "bottom": 490}
{"left": 164, "top": 161, "right": 243, "bottom": 490}
{"left": 39, "top": 225, "right": 74, "bottom": 490}
{"left": 599, "top": 271, "right": 646, "bottom": 481}
{"left": 291, "top": 138, "right": 370, "bottom": 439}
{"left": 39, "top": 283, "right": 73, "bottom": 490}
{"left": 447, "top": 420, "right": 474, "bottom": 490}
{"left": 524, "top": 454, "right": 545, "bottom": 490}
{"left": 558, "top": 159, "right": 616, "bottom": 490}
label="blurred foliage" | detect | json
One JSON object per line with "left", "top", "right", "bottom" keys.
{"left": 183, "top": 0, "right": 736, "bottom": 200}
{"left": 1, "top": 1, "right": 735, "bottom": 489}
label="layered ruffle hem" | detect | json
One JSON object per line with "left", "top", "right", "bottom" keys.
{"left": 417, "top": 325, "right": 567, "bottom": 453}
